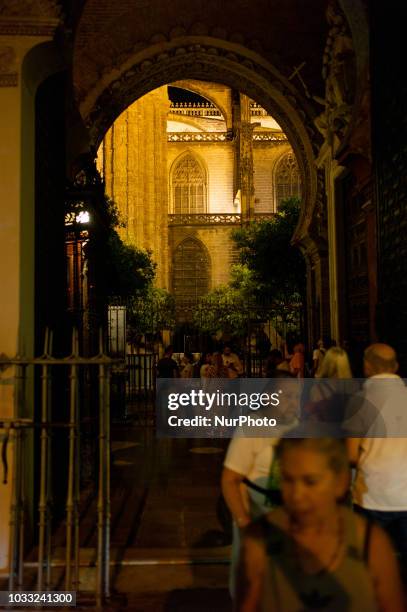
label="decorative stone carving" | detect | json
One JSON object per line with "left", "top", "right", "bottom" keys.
{"left": 0, "top": 45, "right": 17, "bottom": 87}
{"left": 168, "top": 132, "right": 231, "bottom": 142}
{"left": 168, "top": 213, "right": 242, "bottom": 226}
{"left": 0, "top": 46, "right": 15, "bottom": 72}
{"left": 309, "top": 169, "right": 328, "bottom": 246}
{"left": 238, "top": 121, "right": 256, "bottom": 199}
{"left": 0, "top": 0, "right": 61, "bottom": 18}
{"left": 83, "top": 37, "right": 316, "bottom": 250}
{"left": 275, "top": 151, "right": 302, "bottom": 208}
{"left": 0, "top": 0, "right": 61, "bottom": 36}
{"left": 314, "top": 0, "right": 355, "bottom": 144}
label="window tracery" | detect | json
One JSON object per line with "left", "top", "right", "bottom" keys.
{"left": 171, "top": 154, "right": 207, "bottom": 214}
{"left": 172, "top": 238, "right": 210, "bottom": 303}
{"left": 275, "top": 151, "right": 301, "bottom": 208}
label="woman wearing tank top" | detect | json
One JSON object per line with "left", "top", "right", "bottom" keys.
{"left": 236, "top": 439, "right": 405, "bottom": 611}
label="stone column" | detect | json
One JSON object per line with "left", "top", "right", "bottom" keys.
{"left": 127, "top": 103, "right": 143, "bottom": 246}
{"left": 233, "top": 94, "right": 256, "bottom": 222}
{"left": 153, "top": 89, "right": 170, "bottom": 289}
{"left": 101, "top": 87, "right": 169, "bottom": 289}
{"left": 316, "top": 142, "right": 345, "bottom": 343}
{"left": 304, "top": 239, "right": 331, "bottom": 348}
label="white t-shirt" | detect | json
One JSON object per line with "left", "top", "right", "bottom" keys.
{"left": 353, "top": 437, "right": 407, "bottom": 510}
{"left": 224, "top": 436, "right": 278, "bottom": 518}
{"left": 352, "top": 374, "right": 407, "bottom": 510}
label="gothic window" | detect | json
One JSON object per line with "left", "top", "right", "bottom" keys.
{"left": 275, "top": 151, "right": 301, "bottom": 209}
{"left": 172, "top": 154, "right": 207, "bottom": 214}
{"left": 172, "top": 238, "right": 210, "bottom": 302}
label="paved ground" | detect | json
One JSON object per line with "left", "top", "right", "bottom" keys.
{"left": 1, "top": 418, "right": 233, "bottom": 611}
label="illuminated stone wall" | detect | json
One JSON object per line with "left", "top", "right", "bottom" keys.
{"left": 168, "top": 143, "right": 235, "bottom": 214}
{"left": 253, "top": 143, "right": 292, "bottom": 212}
{"left": 98, "top": 87, "right": 170, "bottom": 288}
{"left": 169, "top": 225, "right": 238, "bottom": 290}
{"left": 98, "top": 81, "right": 295, "bottom": 293}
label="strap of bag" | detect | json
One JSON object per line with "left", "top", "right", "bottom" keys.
{"left": 242, "top": 477, "right": 282, "bottom": 505}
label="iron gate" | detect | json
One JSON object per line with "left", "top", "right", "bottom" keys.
{"left": 0, "top": 329, "right": 120, "bottom": 606}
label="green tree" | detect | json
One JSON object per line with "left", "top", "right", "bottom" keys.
{"left": 127, "top": 287, "right": 176, "bottom": 339}
{"left": 104, "top": 233, "right": 156, "bottom": 299}
{"left": 231, "top": 197, "right": 305, "bottom": 303}
{"left": 87, "top": 197, "right": 156, "bottom": 300}
{"left": 192, "top": 198, "right": 305, "bottom": 341}
{"left": 193, "top": 284, "right": 248, "bottom": 338}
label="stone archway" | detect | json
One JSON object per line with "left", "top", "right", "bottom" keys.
{"left": 74, "top": 36, "right": 330, "bottom": 344}
{"left": 79, "top": 39, "right": 322, "bottom": 246}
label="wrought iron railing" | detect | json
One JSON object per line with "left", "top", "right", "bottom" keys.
{"left": 0, "top": 329, "right": 120, "bottom": 606}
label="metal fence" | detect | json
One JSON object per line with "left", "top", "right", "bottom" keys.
{"left": 0, "top": 329, "right": 120, "bottom": 606}
{"left": 126, "top": 354, "right": 156, "bottom": 401}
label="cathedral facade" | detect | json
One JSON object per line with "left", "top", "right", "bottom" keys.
{"left": 97, "top": 82, "right": 301, "bottom": 312}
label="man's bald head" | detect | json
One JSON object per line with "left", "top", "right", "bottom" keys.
{"left": 363, "top": 343, "right": 398, "bottom": 377}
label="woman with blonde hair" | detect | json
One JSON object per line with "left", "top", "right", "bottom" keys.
{"left": 305, "top": 347, "right": 353, "bottom": 422}
{"left": 315, "top": 346, "right": 352, "bottom": 379}
{"left": 236, "top": 438, "right": 404, "bottom": 611}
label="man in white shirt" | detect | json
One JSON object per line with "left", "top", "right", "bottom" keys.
{"left": 347, "top": 343, "right": 407, "bottom": 573}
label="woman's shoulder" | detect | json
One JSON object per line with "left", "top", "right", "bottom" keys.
{"left": 341, "top": 506, "right": 378, "bottom": 561}
{"left": 350, "top": 509, "right": 396, "bottom": 561}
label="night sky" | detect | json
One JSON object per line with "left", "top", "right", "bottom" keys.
{"left": 168, "top": 86, "right": 213, "bottom": 105}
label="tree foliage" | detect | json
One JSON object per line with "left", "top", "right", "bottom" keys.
{"left": 231, "top": 197, "right": 305, "bottom": 303}
{"left": 127, "top": 287, "right": 176, "bottom": 338}
{"left": 104, "top": 233, "right": 156, "bottom": 299}
{"left": 192, "top": 198, "right": 305, "bottom": 339}
{"left": 87, "top": 197, "right": 156, "bottom": 300}
{"left": 193, "top": 283, "right": 248, "bottom": 338}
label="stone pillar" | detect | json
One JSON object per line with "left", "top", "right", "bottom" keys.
{"left": 316, "top": 142, "right": 345, "bottom": 343}
{"left": 304, "top": 240, "right": 331, "bottom": 348}
{"left": 0, "top": 19, "right": 60, "bottom": 571}
{"left": 233, "top": 94, "right": 256, "bottom": 222}
{"left": 100, "top": 87, "right": 169, "bottom": 289}
{"left": 154, "top": 91, "right": 170, "bottom": 289}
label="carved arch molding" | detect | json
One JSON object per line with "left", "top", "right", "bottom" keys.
{"left": 80, "top": 39, "right": 323, "bottom": 253}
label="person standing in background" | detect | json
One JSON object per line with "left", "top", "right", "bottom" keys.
{"left": 289, "top": 342, "right": 305, "bottom": 378}
{"left": 347, "top": 343, "right": 407, "bottom": 577}
{"left": 156, "top": 345, "right": 179, "bottom": 378}
{"left": 222, "top": 345, "right": 244, "bottom": 379}
{"left": 312, "top": 338, "right": 326, "bottom": 376}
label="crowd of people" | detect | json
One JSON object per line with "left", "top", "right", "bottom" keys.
{"left": 156, "top": 344, "right": 244, "bottom": 379}
{"left": 222, "top": 342, "right": 407, "bottom": 610}
{"left": 156, "top": 338, "right": 407, "bottom": 609}
{"left": 156, "top": 336, "right": 352, "bottom": 381}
